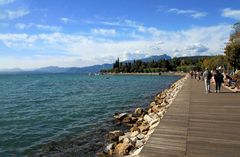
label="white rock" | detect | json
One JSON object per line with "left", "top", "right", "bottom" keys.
{"left": 119, "top": 133, "right": 130, "bottom": 142}
{"left": 104, "top": 143, "right": 115, "bottom": 153}
{"left": 130, "top": 137, "right": 137, "bottom": 143}
{"left": 143, "top": 114, "right": 153, "bottom": 123}
{"left": 149, "top": 119, "right": 159, "bottom": 126}
{"left": 135, "top": 140, "right": 144, "bottom": 148}
{"left": 131, "top": 131, "right": 139, "bottom": 137}
{"left": 149, "top": 121, "right": 160, "bottom": 130}
{"left": 130, "top": 146, "right": 144, "bottom": 156}
{"left": 137, "top": 133, "right": 145, "bottom": 140}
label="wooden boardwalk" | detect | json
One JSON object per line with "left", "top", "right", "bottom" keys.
{"left": 140, "top": 79, "right": 240, "bottom": 157}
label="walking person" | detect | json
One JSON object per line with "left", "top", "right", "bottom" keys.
{"left": 203, "top": 68, "right": 212, "bottom": 93}
{"left": 214, "top": 70, "right": 224, "bottom": 93}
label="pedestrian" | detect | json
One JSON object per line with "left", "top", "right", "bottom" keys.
{"left": 194, "top": 71, "right": 197, "bottom": 79}
{"left": 214, "top": 70, "right": 224, "bottom": 93}
{"left": 203, "top": 68, "right": 212, "bottom": 93}
{"left": 197, "top": 71, "right": 201, "bottom": 81}
{"left": 190, "top": 71, "right": 193, "bottom": 79}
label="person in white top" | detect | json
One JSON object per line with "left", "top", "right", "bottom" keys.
{"left": 203, "top": 68, "right": 212, "bottom": 93}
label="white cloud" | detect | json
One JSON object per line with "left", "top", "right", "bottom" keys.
{"left": 36, "top": 24, "right": 62, "bottom": 32}
{"left": 15, "top": 23, "right": 62, "bottom": 32}
{"left": 15, "top": 23, "right": 33, "bottom": 30}
{"left": 0, "top": 23, "right": 232, "bottom": 68}
{"left": 122, "top": 51, "right": 148, "bottom": 61}
{"left": 222, "top": 8, "right": 240, "bottom": 20}
{"left": 0, "top": 9, "right": 29, "bottom": 20}
{"left": 101, "top": 19, "right": 143, "bottom": 28}
{"left": 60, "top": 17, "right": 75, "bottom": 24}
{"left": 0, "top": 0, "right": 15, "bottom": 5}
{"left": 167, "top": 8, "right": 207, "bottom": 18}
{"left": 91, "top": 28, "right": 116, "bottom": 36}
{"left": 185, "top": 43, "right": 209, "bottom": 52}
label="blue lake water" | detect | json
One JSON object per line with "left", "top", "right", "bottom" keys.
{"left": 0, "top": 74, "right": 181, "bottom": 156}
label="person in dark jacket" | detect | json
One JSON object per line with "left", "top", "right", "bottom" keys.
{"left": 214, "top": 70, "right": 224, "bottom": 93}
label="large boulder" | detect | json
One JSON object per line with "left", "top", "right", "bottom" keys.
{"left": 134, "top": 108, "right": 144, "bottom": 116}
{"left": 130, "top": 131, "right": 139, "bottom": 137}
{"left": 149, "top": 102, "right": 156, "bottom": 108}
{"left": 160, "top": 93, "right": 167, "bottom": 99}
{"left": 130, "top": 125, "right": 140, "bottom": 132}
{"left": 138, "top": 124, "right": 150, "bottom": 133}
{"left": 114, "top": 139, "right": 133, "bottom": 155}
{"left": 122, "top": 116, "right": 132, "bottom": 123}
{"left": 151, "top": 105, "right": 160, "bottom": 113}
{"left": 135, "top": 140, "right": 144, "bottom": 148}
{"left": 143, "top": 114, "right": 153, "bottom": 124}
{"left": 114, "top": 113, "right": 128, "bottom": 121}
{"left": 108, "top": 130, "right": 124, "bottom": 141}
{"left": 137, "top": 133, "right": 145, "bottom": 140}
{"left": 104, "top": 143, "right": 115, "bottom": 155}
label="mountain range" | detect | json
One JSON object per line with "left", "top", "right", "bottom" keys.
{"left": 0, "top": 54, "right": 171, "bottom": 74}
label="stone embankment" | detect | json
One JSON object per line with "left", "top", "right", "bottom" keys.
{"left": 97, "top": 76, "right": 187, "bottom": 157}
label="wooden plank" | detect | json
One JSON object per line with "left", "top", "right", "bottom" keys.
{"left": 140, "top": 79, "right": 240, "bottom": 157}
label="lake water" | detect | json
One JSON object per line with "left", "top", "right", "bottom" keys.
{"left": 0, "top": 74, "right": 181, "bottom": 156}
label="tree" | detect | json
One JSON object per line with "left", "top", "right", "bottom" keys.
{"left": 224, "top": 22, "right": 240, "bottom": 72}
{"left": 224, "top": 42, "right": 240, "bottom": 71}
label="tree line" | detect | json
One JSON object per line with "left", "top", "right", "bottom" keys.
{"left": 101, "top": 56, "right": 210, "bottom": 73}
{"left": 101, "top": 22, "right": 240, "bottom": 74}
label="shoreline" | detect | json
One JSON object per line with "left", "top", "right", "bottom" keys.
{"left": 102, "top": 72, "right": 186, "bottom": 76}
{"left": 98, "top": 75, "right": 187, "bottom": 156}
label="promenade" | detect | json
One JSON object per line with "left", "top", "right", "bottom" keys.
{"left": 140, "top": 78, "right": 240, "bottom": 157}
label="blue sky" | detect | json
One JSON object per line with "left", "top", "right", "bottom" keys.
{"left": 0, "top": 0, "right": 240, "bottom": 69}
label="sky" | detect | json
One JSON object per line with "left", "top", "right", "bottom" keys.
{"left": 0, "top": 0, "right": 240, "bottom": 69}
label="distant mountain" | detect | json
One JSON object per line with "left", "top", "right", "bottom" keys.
{"left": 34, "top": 64, "right": 113, "bottom": 74}
{"left": 123, "top": 54, "right": 171, "bottom": 63}
{"left": 0, "top": 54, "right": 172, "bottom": 74}
{"left": 0, "top": 68, "right": 24, "bottom": 74}
{"left": 33, "top": 55, "right": 171, "bottom": 74}
{"left": 34, "top": 66, "right": 67, "bottom": 73}
{"left": 140, "top": 54, "right": 171, "bottom": 62}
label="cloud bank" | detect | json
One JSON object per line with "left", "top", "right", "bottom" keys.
{"left": 0, "top": 23, "right": 232, "bottom": 68}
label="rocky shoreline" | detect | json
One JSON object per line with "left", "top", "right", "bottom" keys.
{"left": 97, "top": 75, "right": 187, "bottom": 157}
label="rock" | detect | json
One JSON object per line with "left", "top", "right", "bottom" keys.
{"left": 149, "top": 102, "right": 156, "bottom": 107}
{"left": 151, "top": 105, "right": 160, "bottom": 113}
{"left": 130, "top": 131, "right": 139, "bottom": 137}
{"left": 119, "top": 132, "right": 131, "bottom": 142}
{"left": 96, "top": 152, "right": 107, "bottom": 157}
{"left": 114, "top": 113, "right": 128, "bottom": 121}
{"left": 138, "top": 124, "right": 150, "bottom": 133}
{"left": 147, "top": 108, "right": 152, "bottom": 114}
{"left": 122, "top": 116, "right": 131, "bottom": 123}
{"left": 129, "top": 146, "right": 144, "bottom": 156}
{"left": 130, "top": 126, "right": 140, "bottom": 132}
{"left": 123, "top": 137, "right": 130, "bottom": 143}
{"left": 149, "top": 121, "right": 160, "bottom": 130}
{"left": 135, "top": 140, "right": 144, "bottom": 148}
{"left": 137, "top": 133, "right": 145, "bottom": 140}
{"left": 130, "top": 136, "right": 137, "bottom": 143}
{"left": 134, "top": 108, "right": 143, "bottom": 116}
{"left": 143, "top": 114, "right": 153, "bottom": 123}
{"left": 160, "top": 102, "right": 167, "bottom": 107}
{"left": 131, "top": 117, "right": 138, "bottom": 123}
{"left": 155, "top": 99, "right": 163, "bottom": 105}
{"left": 149, "top": 119, "right": 159, "bottom": 126}
{"left": 115, "top": 139, "right": 132, "bottom": 155}
{"left": 108, "top": 130, "right": 124, "bottom": 141}
{"left": 104, "top": 143, "right": 115, "bottom": 154}
{"left": 160, "top": 93, "right": 167, "bottom": 99}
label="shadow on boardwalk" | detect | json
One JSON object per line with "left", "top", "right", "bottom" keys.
{"left": 140, "top": 79, "right": 240, "bottom": 157}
